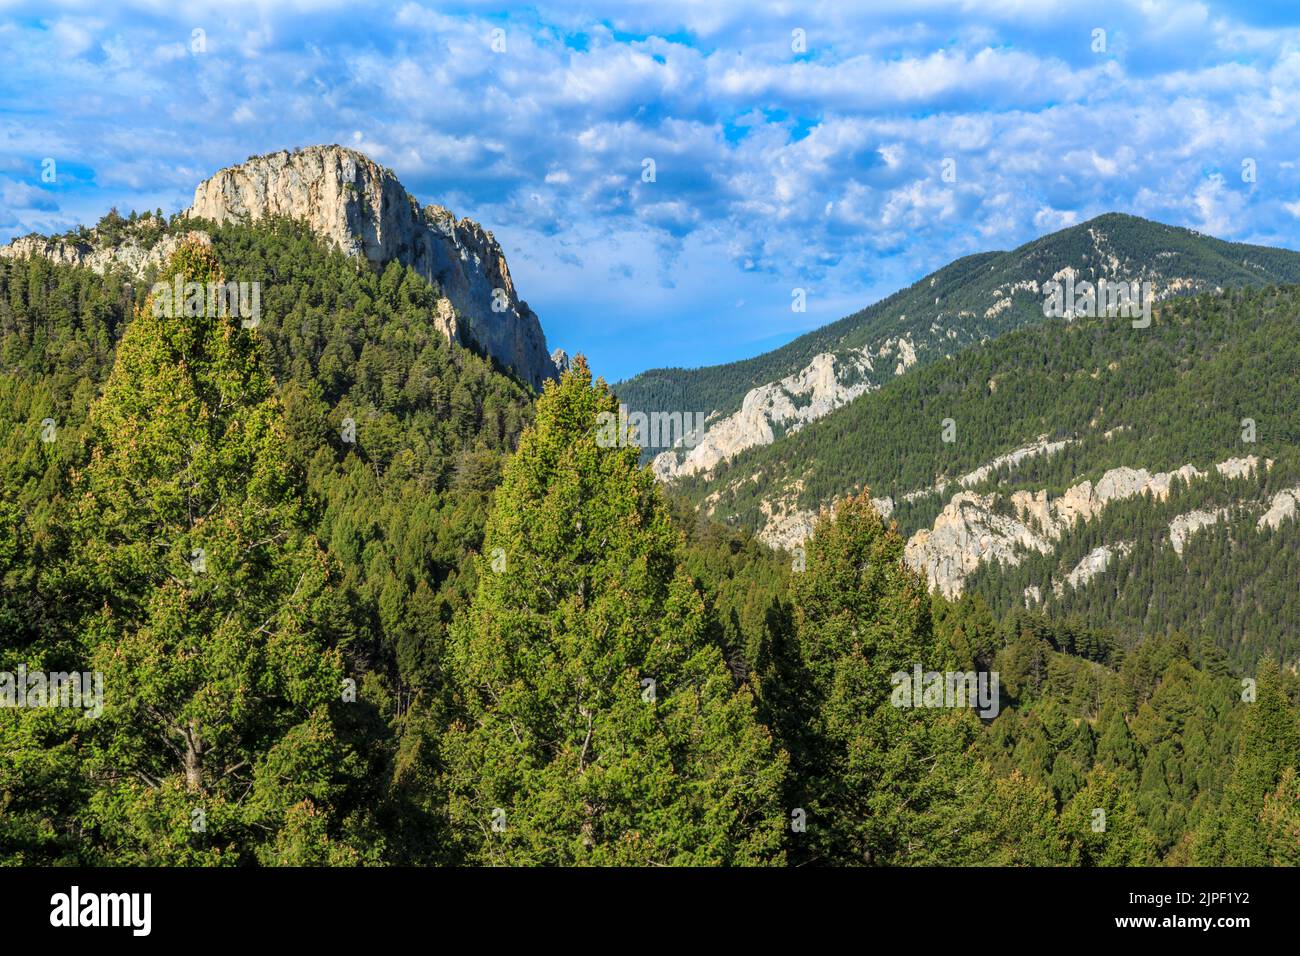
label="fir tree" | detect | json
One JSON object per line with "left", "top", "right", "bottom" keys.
{"left": 1061, "top": 766, "right": 1158, "bottom": 865}
{"left": 66, "top": 239, "right": 376, "bottom": 864}
{"left": 787, "top": 491, "right": 981, "bottom": 865}
{"left": 961, "top": 769, "right": 1069, "bottom": 865}
{"left": 1258, "top": 766, "right": 1300, "bottom": 866}
{"left": 443, "top": 358, "right": 787, "bottom": 865}
{"left": 1194, "top": 660, "right": 1300, "bottom": 865}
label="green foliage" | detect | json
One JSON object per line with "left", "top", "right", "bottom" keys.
{"left": 1258, "top": 767, "right": 1300, "bottom": 866}
{"left": 959, "top": 770, "right": 1068, "bottom": 865}
{"left": 443, "top": 359, "right": 787, "bottom": 864}
{"left": 672, "top": 278, "right": 1300, "bottom": 666}
{"left": 52, "top": 240, "right": 378, "bottom": 863}
{"left": 785, "top": 493, "right": 984, "bottom": 865}
{"left": 1193, "top": 660, "right": 1300, "bottom": 865}
{"left": 1061, "top": 766, "right": 1159, "bottom": 865}
{"left": 3, "top": 216, "right": 1296, "bottom": 868}
{"left": 0, "top": 221, "right": 539, "bottom": 863}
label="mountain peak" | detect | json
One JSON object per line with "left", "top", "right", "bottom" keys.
{"left": 622, "top": 212, "right": 1300, "bottom": 488}
{"left": 185, "top": 144, "right": 559, "bottom": 390}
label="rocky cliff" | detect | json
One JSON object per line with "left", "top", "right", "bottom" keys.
{"left": 903, "top": 457, "right": 1270, "bottom": 598}
{"left": 184, "top": 145, "right": 558, "bottom": 390}
{"left": 651, "top": 339, "right": 914, "bottom": 481}
{"left": 1, "top": 146, "right": 560, "bottom": 390}
{"left": 0, "top": 229, "right": 205, "bottom": 277}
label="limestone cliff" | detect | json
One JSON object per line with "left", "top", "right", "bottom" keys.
{"left": 1, "top": 145, "right": 560, "bottom": 390}
{"left": 652, "top": 344, "right": 907, "bottom": 481}
{"left": 0, "top": 229, "right": 208, "bottom": 277}
{"left": 184, "top": 145, "right": 558, "bottom": 390}
{"left": 904, "top": 456, "right": 1269, "bottom": 598}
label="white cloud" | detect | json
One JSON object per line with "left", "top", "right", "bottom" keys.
{"left": 1, "top": 0, "right": 1299, "bottom": 377}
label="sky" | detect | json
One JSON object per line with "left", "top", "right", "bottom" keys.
{"left": 2, "top": 1, "right": 1300, "bottom": 381}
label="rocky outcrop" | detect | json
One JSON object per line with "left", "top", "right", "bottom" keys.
{"left": 755, "top": 445, "right": 1273, "bottom": 586}
{"left": 2, "top": 145, "right": 560, "bottom": 390}
{"left": 0, "top": 229, "right": 208, "bottom": 277}
{"left": 1168, "top": 509, "right": 1228, "bottom": 555}
{"left": 957, "top": 435, "right": 1073, "bottom": 489}
{"left": 759, "top": 492, "right": 894, "bottom": 552}
{"left": 905, "top": 492, "right": 1053, "bottom": 598}
{"left": 904, "top": 456, "right": 1264, "bottom": 598}
{"left": 750, "top": 433, "right": 1072, "bottom": 549}
{"left": 1258, "top": 487, "right": 1300, "bottom": 530}
{"left": 1057, "top": 542, "right": 1131, "bottom": 594}
{"left": 653, "top": 345, "right": 904, "bottom": 481}
{"left": 1216, "top": 457, "right": 1260, "bottom": 480}
{"left": 184, "top": 145, "right": 558, "bottom": 390}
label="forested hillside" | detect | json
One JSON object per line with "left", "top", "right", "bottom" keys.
{"left": 1, "top": 227, "right": 1295, "bottom": 867}
{"left": 671, "top": 282, "right": 1300, "bottom": 664}
{"left": 615, "top": 213, "right": 1300, "bottom": 425}
{"left": 0, "top": 220, "right": 541, "bottom": 862}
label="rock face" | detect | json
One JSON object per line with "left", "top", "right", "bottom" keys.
{"left": 955, "top": 435, "right": 1073, "bottom": 489}
{"left": 184, "top": 145, "right": 558, "bottom": 390}
{"left": 759, "top": 492, "right": 894, "bottom": 553}
{"left": 1057, "top": 542, "right": 1131, "bottom": 595}
{"left": 0, "top": 230, "right": 208, "bottom": 277}
{"left": 903, "top": 456, "right": 1266, "bottom": 598}
{"left": 904, "top": 492, "right": 1055, "bottom": 599}
{"left": 1, "top": 146, "right": 560, "bottom": 390}
{"left": 1168, "top": 509, "right": 1229, "bottom": 556}
{"left": 1259, "top": 488, "right": 1300, "bottom": 530}
{"left": 752, "top": 433, "right": 1073, "bottom": 553}
{"left": 652, "top": 347, "right": 890, "bottom": 481}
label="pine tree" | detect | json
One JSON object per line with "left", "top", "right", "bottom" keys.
{"left": 66, "top": 239, "right": 376, "bottom": 864}
{"left": 961, "top": 769, "right": 1069, "bottom": 866}
{"left": 1259, "top": 766, "right": 1300, "bottom": 866}
{"left": 1194, "top": 659, "right": 1300, "bottom": 865}
{"left": 1061, "top": 766, "right": 1158, "bottom": 865}
{"left": 443, "top": 358, "right": 787, "bottom": 865}
{"left": 1095, "top": 704, "right": 1139, "bottom": 788}
{"left": 787, "top": 491, "right": 981, "bottom": 865}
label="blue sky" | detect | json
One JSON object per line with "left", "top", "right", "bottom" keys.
{"left": 3, "top": 1, "right": 1300, "bottom": 381}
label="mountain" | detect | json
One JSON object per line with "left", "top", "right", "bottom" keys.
{"left": 2, "top": 171, "right": 1294, "bottom": 867}
{"left": 618, "top": 214, "right": 1300, "bottom": 478}
{"left": 1, "top": 145, "right": 560, "bottom": 391}
{"left": 667, "top": 280, "right": 1300, "bottom": 664}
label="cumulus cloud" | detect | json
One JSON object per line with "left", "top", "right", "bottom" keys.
{"left": 0, "top": 0, "right": 1298, "bottom": 377}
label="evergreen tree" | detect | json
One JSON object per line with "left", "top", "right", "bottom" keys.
{"left": 65, "top": 239, "right": 376, "bottom": 864}
{"left": 1095, "top": 704, "right": 1139, "bottom": 788}
{"left": 1194, "top": 660, "right": 1300, "bottom": 865}
{"left": 1259, "top": 767, "right": 1299, "bottom": 866}
{"left": 787, "top": 491, "right": 981, "bottom": 865}
{"left": 1061, "top": 766, "right": 1158, "bottom": 865}
{"left": 443, "top": 358, "right": 787, "bottom": 865}
{"left": 961, "top": 769, "right": 1069, "bottom": 865}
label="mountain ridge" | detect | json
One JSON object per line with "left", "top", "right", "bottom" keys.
{"left": 1, "top": 144, "right": 561, "bottom": 391}
{"left": 663, "top": 278, "right": 1300, "bottom": 661}
{"left": 618, "top": 213, "right": 1300, "bottom": 480}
